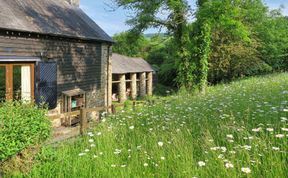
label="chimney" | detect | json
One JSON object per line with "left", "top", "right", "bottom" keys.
{"left": 65, "top": 0, "right": 80, "bottom": 7}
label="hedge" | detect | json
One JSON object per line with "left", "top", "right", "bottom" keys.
{"left": 0, "top": 102, "right": 51, "bottom": 161}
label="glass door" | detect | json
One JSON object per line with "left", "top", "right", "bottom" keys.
{"left": 0, "top": 63, "right": 34, "bottom": 102}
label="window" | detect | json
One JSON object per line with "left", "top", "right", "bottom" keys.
{"left": 0, "top": 63, "right": 34, "bottom": 102}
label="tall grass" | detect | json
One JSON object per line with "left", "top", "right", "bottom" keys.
{"left": 25, "top": 73, "right": 288, "bottom": 177}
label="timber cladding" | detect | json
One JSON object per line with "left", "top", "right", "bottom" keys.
{"left": 0, "top": 30, "right": 108, "bottom": 111}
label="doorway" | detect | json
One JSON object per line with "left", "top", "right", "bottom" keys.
{"left": 0, "top": 63, "right": 34, "bottom": 102}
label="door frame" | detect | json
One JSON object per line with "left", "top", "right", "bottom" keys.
{"left": 0, "top": 63, "right": 35, "bottom": 101}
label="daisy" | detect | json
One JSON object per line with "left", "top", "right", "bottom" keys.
{"left": 226, "top": 134, "right": 234, "bottom": 139}
{"left": 252, "top": 128, "right": 262, "bottom": 132}
{"left": 241, "top": 167, "right": 251, "bottom": 174}
{"left": 158, "top": 141, "right": 164, "bottom": 147}
{"left": 266, "top": 128, "right": 274, "bottom": 132}
{"left": 276, "top": 134, "right": 285, "bottom": 138}
{"left": 225, "top": 163, "right": 234, "bottom": 169}
{"left": 198, "top": 161, "right": 206, "bottom": 167}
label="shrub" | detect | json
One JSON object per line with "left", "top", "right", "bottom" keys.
{"left": 0, "top": 101, "right": 51, "bottom": 161}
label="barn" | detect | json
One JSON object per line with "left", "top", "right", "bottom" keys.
{"left": 0, "top": 0, "right": 113, "bottom": 126}
{"left": 111, "top": 53, "right": 155, "bottom": 103}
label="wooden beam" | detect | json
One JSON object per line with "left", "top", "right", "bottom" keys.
{"left": 80, "top": 108, "right": 87, "bottom": 135}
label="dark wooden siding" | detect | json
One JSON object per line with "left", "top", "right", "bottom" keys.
{"left": 0, "top": 31, "right": 107, "bottom": 108}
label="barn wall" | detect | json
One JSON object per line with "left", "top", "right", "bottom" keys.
{"left": 0, "top": 31, "right": 108, "bottom": 114}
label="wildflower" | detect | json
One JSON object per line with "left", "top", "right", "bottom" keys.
{"left": 198, "top": 161, "right": 206, "bottom": 167}
{"left": 276, "top": 134, "right": 285, "bottom": 138}
{"left": 158, "top": 141, "right": 164, "bottom": 147}
{"left": 241, "top": 167, "right": 251, "bottom": 174}
{"left": 280, "top": 117, "right": 287, "bottom": 121}
{"left": 210, "top": 147, "right": 220, "bottom": 151}
{"left": 283, "top": 108, "right": 288, "bottom": 112}
{"left": 242, "top": 145, "right": 252, "bottom": 151}
{"left": 144, "top": 163, "right": 149, "bottom": 167}
{"left": 281, "top": 128, "right": 288, "bottom": 131}
{"left": 87, "top": 132, "right": 94, "bottom": 137}
{"left": 121, "top": 165, "right": 127, "bottom": 168}
{"left": 272, "top": 147, "right": 280, "bottom": 151}
{"left": 99, "top": 152, "right": 103, "bottom": 155}
{"left": 84, "top": 149, "right": 89, "bottom": 152}
{"left": 226, "top": 134, "right": 234, "bottom": 139}
{"left": 228, "top": 139, "right": 234, "bottom": 143}
{"left": 161, "top": 156, "right": 165, "bottom": 160}
{"left": 90, "top": 144, "right": 96, "bottom": 147}
{"left": 97, "top": 132, "right": 102, "bottom": 136}
{"left": 78, "top": 153, "right": 86, "bottom": 156}
{"left": 225, "top": 163, "right": 234, "bottom": 169}
{"left": 111, "top": 164, "right": 116, "bottom": 168}
{"left": 221, "top": 147, "right": 227, "bottom": 153}
{"left": 218, "top": 154, "right": 224, "bottom": 159}
{"left": 266, "top": 128, "right": 274, "bottom": 132}
{"left": 252, "top": 127, "right": 262, "bottom": 132}
{"left": 88, "top": 139, "right": 94, "bottom": 143}
{"left": 129, "top": 126, "right": 135, "bottom": 130}
{"left": 114, "top": 149, "right": 121, "bottom": 155}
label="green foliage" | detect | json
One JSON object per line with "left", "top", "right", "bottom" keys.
{"left": 112, "top": 32, "right": 149, "bottom": 58}
{"left": 112, "top": 0, "right": 288, "bottom": 89}
{"left": 0, "top": 102, "right": 51, "bottom": 161}
{"left": 114, "top": 0, "right": 195, "bottom": 90}
{"left": 193, "top": 0, "right": 277, "bottom": 84}
{"left": 257, "top": 10, "right": 288, "bottom": 70}
{"left": 23, "top": 73, "right": 288, "bottom": 177}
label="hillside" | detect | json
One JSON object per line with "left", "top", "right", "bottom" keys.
{"left": 25, "top": 73, "right": 288, "bottom": 177}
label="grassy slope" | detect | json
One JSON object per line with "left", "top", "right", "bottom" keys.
{"left": 26, "top": 73, "right": 288, "bottom": 178}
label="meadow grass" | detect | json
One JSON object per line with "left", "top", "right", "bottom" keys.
{"left": 22, "top": 73, "right": 288, "bottom": 177}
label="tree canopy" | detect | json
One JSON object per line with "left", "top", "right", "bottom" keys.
{"left": 112, "top": 0, "right": 288, "bottom": 91}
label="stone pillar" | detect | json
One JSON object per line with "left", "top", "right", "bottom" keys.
{"left": 130, "top": 73, "right": 137, "bottom": 100}
{"left": 118, "top": 74, "right": 126, "bottom": 103}
{"left": 147, "top": 72, "right": 153, "bottom": 96}
{"left": 139, "top": 72, "right": 146, "bottom": 97}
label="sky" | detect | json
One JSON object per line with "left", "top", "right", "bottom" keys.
{"left": 80, "top": 0, "right": 288, "bottom": 36}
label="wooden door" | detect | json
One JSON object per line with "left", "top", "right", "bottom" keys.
{"left": 0, "top": 63, "right": 34, "bottom": 102}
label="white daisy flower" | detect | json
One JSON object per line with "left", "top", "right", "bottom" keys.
{"left": 266, "top": 128, "right": 274, "bottom": 132}
{"left": 198, "top": 161, "right": 206, "bottom": 167}
{"left": 225, "top": 163, "right": 234, "bottom": 169}
{"left": 241, "top": 167, "right": 251, "bottom": 174}
{"left": 252, "top": 128, "right": 262, "bottom": 132}
{"left": 226, "top": 134, "right": 234, "bottom": 139}
{"left": 272, "top": 147, "right": 280, "bottom": 151}
{"left": 276, "top": 134, "right": 285, "bottom": 138}
{"left": 78, "top": 153, "right": 86, "bottom": 156}
{"left": 158, "top": 141, "right": 164, "bottom": 147}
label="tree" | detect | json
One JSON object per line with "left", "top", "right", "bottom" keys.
{"left": 191, "top": 0, "right": 273, "bottom": 84}
{"left": 257, "top": 9, "right": 288, "bottom": 71}
{"left": 113, "top": 0, "right": 195, "bottom": 90}
{"left": 112, "top": 32, "right": 149, "bottom": 58}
